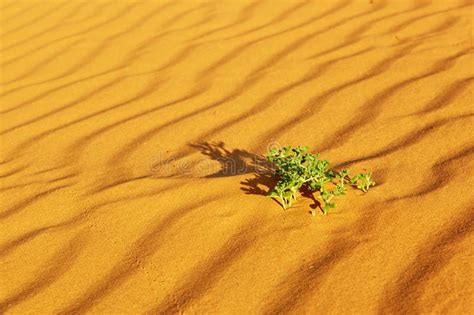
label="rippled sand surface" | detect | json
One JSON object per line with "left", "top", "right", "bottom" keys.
{"left": 1, "top": 0, "right": 473, "bottom": 313}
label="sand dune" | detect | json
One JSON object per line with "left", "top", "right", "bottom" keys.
{"left": 1, "top": 0, "right": 473, "bottom": 313}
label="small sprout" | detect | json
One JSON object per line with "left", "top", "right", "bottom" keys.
{"left": 337, "top": 169, "right": 349, "bottom": 187}
{"left": 266, "top": 146, "right": 375, "bottom": 215}
{"left": 320, "top": 187, "right": 336, "bottom": 215}
{"left": 350, "top": 172, "right": 376, "bottom": 193}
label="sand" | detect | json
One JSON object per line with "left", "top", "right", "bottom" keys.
{"left": 0, "top": 0, "right": 473, "bottom": 313}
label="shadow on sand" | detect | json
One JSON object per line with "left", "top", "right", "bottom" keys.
{"left": 190, "top": 141, "right": 321, "bottom": 210}
{"left": 190, "top": 141, "right": 275, "bottom": 196}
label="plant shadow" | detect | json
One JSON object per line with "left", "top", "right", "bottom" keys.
{"left": 301, "top": 186, "right": 321, "bottom": 210}
{"left": 189, "top": 141, "right": 276, "bottom": 196}
{"left": 190, "top": 142, "right": 323, "bottom": 213}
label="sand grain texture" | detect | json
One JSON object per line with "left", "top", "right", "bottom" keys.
{"left": 0, "top": 0, "right": 473, "bottom": 313}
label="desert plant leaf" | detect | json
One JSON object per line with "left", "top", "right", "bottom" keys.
{"left": 266, "top": 146, "right": 375, "bottom": 215}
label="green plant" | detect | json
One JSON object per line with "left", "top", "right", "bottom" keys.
{"left": 266, "top": 146, "right": 375, "bottom": 215}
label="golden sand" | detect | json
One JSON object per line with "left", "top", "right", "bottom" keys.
{"left": 1, "top": 0, "right": 473, "bottom": 313}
